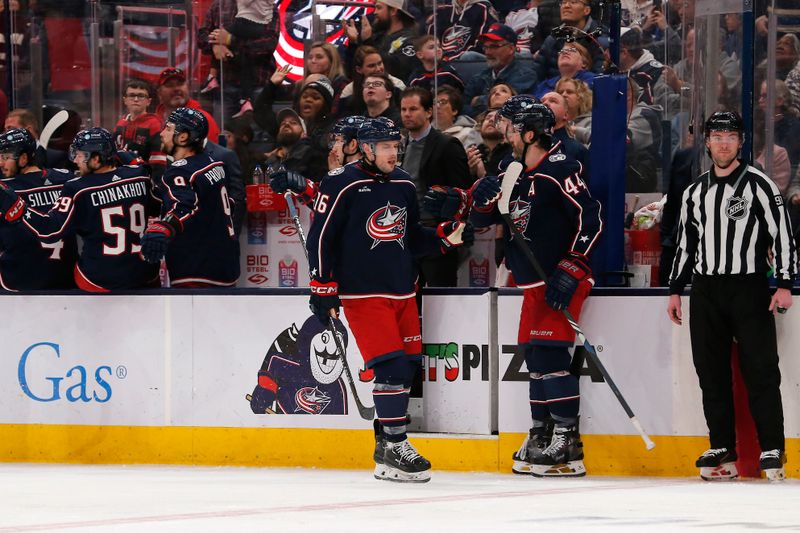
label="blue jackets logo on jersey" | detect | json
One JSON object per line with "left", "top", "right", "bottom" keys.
{"left": 366, "top": 202, "right": 407, "bottom": 249}
{"left": 294, "top": 386, "right": 332, "bottom": 414}
{"left": 509, "top": 199, "right": 531, "bottom": 235}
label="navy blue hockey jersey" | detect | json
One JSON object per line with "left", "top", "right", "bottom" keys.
{"left": 0, "top": 169, "right": 78, "bottom": 290}
{"left": 307, "top": 161, "right": 442, "bottom": 298}
{"left": 158, "top": 153, "right": 240, "bottom": 287}
{"left": 471, "top": 142, "right": 602, "bottom": 287}
{"left": 20, "top": 165, "right": 158, "bottom": 291}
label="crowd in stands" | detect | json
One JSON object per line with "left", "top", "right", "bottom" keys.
{"left": 0, "top": 0, "right": 799, "bottom": 290}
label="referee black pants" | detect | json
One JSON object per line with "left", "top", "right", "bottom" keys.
{"left": 689, "top": 274, "right": 785, "bottom": 452}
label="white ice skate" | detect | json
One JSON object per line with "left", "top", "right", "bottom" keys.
{"left": 760, "top": 449, "right": 786, "bottom": 482}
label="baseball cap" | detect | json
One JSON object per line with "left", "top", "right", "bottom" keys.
{"left": 277, "top": 108, "right": 307, "bottom": 135}
{"left": 378, "top": 0, "right": 415, "bottom": 20}
{"left": 158, "top": 67, "right": 186, "bottom": 87}
{"left": 479, "top": 23, "right": 518, "bottom": 45}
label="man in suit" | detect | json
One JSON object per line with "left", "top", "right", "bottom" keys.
{"left": 399, "top": 86, "right": 472, "bottom": 286}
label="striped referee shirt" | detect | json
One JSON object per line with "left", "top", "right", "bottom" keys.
{"left": 669, "top": 162, "right": 797, "bottom": 294}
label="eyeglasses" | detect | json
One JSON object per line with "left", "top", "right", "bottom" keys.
{"left": 0, "top": 153, "right": 17, "bottom": 162}
{"left": 125, "top": 94, "right": 150, "bottom": 100}
{"left": 364, "top": 81, "right": 386, "bottom": 89}
{"left": 559, "top": 46, "right": 579, "bottom": 54}
{"left": 482, "top": 42, "right": 511, "bottom": 50}
{"left": 435, "top": 98, "right": 451, "bottom": 107}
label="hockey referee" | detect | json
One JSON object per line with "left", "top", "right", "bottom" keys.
{"left": 666, "top": 111, "right": 796, "bottom": 482}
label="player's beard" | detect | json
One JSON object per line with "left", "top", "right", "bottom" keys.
{"left": 713, "top": 152, "right": 738, "bottom": 170}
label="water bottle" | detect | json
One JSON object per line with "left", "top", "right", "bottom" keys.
{"left": 252, "top": 164, "right": 264, "bottom": 185}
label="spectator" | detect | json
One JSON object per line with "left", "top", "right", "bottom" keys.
{"left": 541, "top": 91, "right": 590, "bottom": 179}
{"left": 155, "top": 67, "right": 221, "bottom": 143}
{"left": 532, "top": 0, "right": 563, "bottom": 52}
{"left": 505, "top": 0, "right": 542, "bottom": 55}
{"left": 488, "top": 82, "right": 517, "bottom": 109}
{"left": 429, "top": 0, "right": 499, "bottom": 61}
{"left": 463, "top": 24, "right": 538, "bottom": 116}
{"left": 363, "top": 73, "right": 402, "bottom": 124}
{"left": 306, "top": 41, "right": 350, "bottom": 112}
{"left": 435, "top": 86, "right": 482, "bottom": 149}
{"left": 624, "top": 78, "right": 662, "bottom": 192}
{"left": 775, "top": 33, "right": 799, "bottom": 81}
{"left": 466, "top": 108, "right": 513, "bottom": 179}
{"left": 759, "top": 79, "right": 800, "bottom": 178}
{"left": 262, "top": 108, "right": 321, "bottom": 179}
{"left": 113, "top": 79, "right": 166, "bottom": 175}
{"left": 787, "top": 56, "right": 800, "bottom": 116}
{"left": 722, "top": 12, "right": 742, "bottom": 59}
{"left": 754, "top": 123, "right": 792, "bottom": 197}
{"left": 621, "top": 0, "right": 660, "bottom": 28}
{"left": 618, "top": 27, "right": 665, "bottom": 105}
{"left": 532, "top": 0, "right": 609, "bottom": 82}
{"left": 399, "top": 86, "right": 471, "bottom": 286}
{"left": 338, "top": 46, "right": 406, "bottom": 118}
{"left": 254, "top": 68, "right": 334, "bottom": 181}
{"left": 557, "top": 77, "right": 592, "bottom": 145}
{"left": 534, "top": 40, "right": 595, "bottom": 98}
{"left": 345, "top": 0, "right": 419, "bottom": 82}
{"left": 407, "top": 35, "right": 465, "bottom": 94}
{"left": 196, "top": 0, "right": 278, "bottom": 119}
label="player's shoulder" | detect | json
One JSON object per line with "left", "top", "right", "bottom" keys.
{"left": 533, "top": 149, "right": 581, "bottom": 182}
{"left": 321, "top": 162, "right": 373, "bottom": 192}
{"left": 113, "top": 164, "right": 149, "bottom": 180}
{"left": 43, "top": 168, "right": 75, "bottom": 185}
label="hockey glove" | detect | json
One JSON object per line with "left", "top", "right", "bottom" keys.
{"left": 141, "top": 217, "right": 180, "bottom": 263}
{"left": 0, "top": 183, "right": 26, "bottom": 224}
{"left": 270, "top": 170, "right": 308, "bottom": 194}
{"left": 423, "top": 186, "right": 470, "bottom": 220}
{"left": 249, "top": 370, "right": 278, "bottom": 414}
{"left": 470, "top": 175, "right": 501, "bottom": 211}
{"left": 309, "top": 278, "right": 341, "bottom": 324}
{"left": 437, "top": 221, "right": 475, "bottom": 251}
{"left": 545, "top": 254, "right": 591, "bottom": 311}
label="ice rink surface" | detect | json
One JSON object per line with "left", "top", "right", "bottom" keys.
{"left": 1, "top": 464, "right": 799, "bottom": 532}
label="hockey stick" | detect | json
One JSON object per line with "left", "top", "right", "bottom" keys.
{"left": 498, "top": 162, "right": 656, "bottom": 450}
{"left": 284, "top": 192, "right": 376, "bottom": 420}
{"left": 245, "top": 394, "right": 276, "bottom": 414}
{"left": 40, "top": 109, "right": 69, "bottom": 150}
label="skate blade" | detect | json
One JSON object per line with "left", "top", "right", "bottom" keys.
{"left": 699, "top": 463, "right": 738, "bottom": 481}
{"left": 512, "top": 459, "right": 534, "bottom": 475}
{"left": 531, "top": 460, "right": 586, "bottom": 478}
{"left": 764, "top": 468, "right": 786, "bottom": 482}
{"left": 373, "top": 463, "right": 389, "bottom": 480}
{"left": 382, "top": 466, "right": 431, "bottom": 483}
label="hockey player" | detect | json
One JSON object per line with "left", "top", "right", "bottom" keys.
{"left": 305, "top": 117, "right": 473, "bottom": 482}
{"left": 470, "top": 97, "right": 601, "bottom": 477}
{"left": 269, "top": 115, "right": 367, "bottom": 206}
{"left": 667, "top": 111, "right": 794, "bottom": 482}
{"left": 0, "top": 128, "right": 77, "bottom": 290}
{"left": 0, "top": 128, "right": 158, "bottom": 291}
{"left": 141, "top": 107, "right": 240, "bottom": 287}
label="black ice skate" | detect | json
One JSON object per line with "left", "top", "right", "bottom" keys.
{"left": 759, "top": 449, "right": 786, "bottom": 482}
{"left": 696, "top": 448, "right": 738, "bottom": 481}
{"left": 373, "top": 420, "right": 388, "bottom": 480}
{"left": 382, "top": 439, "right": 431, "bottom": 483}
{"left": 531, "top": 426, "right": 586, "bottom": 477}
{"left": 512, "top": 424, "right": 552, "bottom": 475}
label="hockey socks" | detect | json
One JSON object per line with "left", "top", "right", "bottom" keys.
{"left": 526, "top": 345, "right": 580, "bottom": 423}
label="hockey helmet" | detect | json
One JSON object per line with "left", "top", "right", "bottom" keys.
{"left": 329, "top": 115, "right": 366, "bottom": 148}
{"left": 498, "top": 95, "right": 541, "bottom": 120}
{"left": 704, "top": 111, "right": 744, "bottom": 138}
{"left": 69, "top": 127, "right": 116, "bottom": 163}
{"left": 356, "top": 117, "right": 402, "bottom": 145}
{"left": 167, "top": 107, "right": 209, "bottom": 145}
{"left": 0, "top": 128, "right": 37, "bottom": 161}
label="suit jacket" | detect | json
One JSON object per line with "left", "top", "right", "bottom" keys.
{"left": 417, "top": 127, "right": 472, "bottom": 193}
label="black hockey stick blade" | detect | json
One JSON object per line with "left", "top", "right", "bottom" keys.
{"left": 498, "top": 164, "right": 656, "bottom": 450}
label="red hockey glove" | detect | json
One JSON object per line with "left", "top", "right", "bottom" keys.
{"left": 309, "top": 279, "right": 341, "bottom": 323}
{"left": 437, "top": 221, "right": 475, "bottom": 251}
{"left": 545, "top": 254, "right": 591, "bottom": 311}
{"left": 0, "top": 183, "right": 26, "bottom": 223}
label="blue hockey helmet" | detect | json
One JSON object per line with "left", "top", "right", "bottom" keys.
{"left": 508, "top": 101, "right": 555, "bottom": 137}
{"left": 329, "top": 115, "right": 366, "bottom": 148}
{"left": 69, "top": 127, "right": 116, "bottom": 163}
{"left": 0, "top": 128, "right": 37, "bottom": 162}
{"left": 498, "top": 95, "right": 541, "bottom": 120}
{"left": 356, "top": 117, "right": 402, "bottom": 145}
{"left": 167, "top": 107, "right": 209, "bottom": 146}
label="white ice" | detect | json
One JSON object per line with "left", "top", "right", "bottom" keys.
{"left": 0, "top": 464, "right": 799, "bottom": 532}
